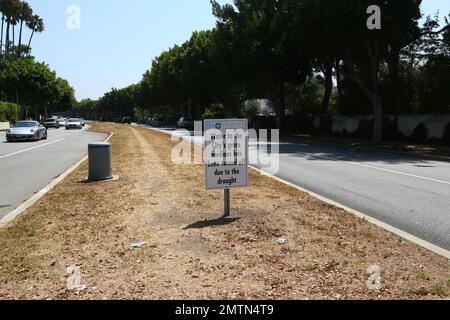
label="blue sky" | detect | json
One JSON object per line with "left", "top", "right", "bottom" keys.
{"left": 25, "top": 0, "right": 450, "bottom": 101}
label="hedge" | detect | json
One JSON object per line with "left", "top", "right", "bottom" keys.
{"left": 0, "top": 101, "right": 19, "bottom": 123}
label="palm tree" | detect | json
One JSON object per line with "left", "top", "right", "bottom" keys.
{"left": 26, "top": 14, "right": 44, "bottom": 55}
{"left": 4, "top": 0, "right": 12, "bottom": 56}
{"left": 0, "top": 1, "right": 5, "bottom": 55}
{"left": 18, "top": 1, "right": 33, "bottom": 57}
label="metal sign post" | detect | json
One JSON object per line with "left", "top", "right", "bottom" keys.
{"left": 204, "top": 119, "right": 248, "bottom": 219}
{"left": 224, "top": 189, "right": 230, "bottom": 217}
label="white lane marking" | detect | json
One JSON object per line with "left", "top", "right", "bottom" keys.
{"left": 291, "top": 150, "right": 450, "bottom": 186}
{"left": 0, "top": 132, "right": 113, "bottom": 228}
{"left": 0, "top": 138, "right": 65, "bottom": 160}
{"left": 150, "top": 127, "right": 450, "bottom": 186}
{"left": 146, "top": 126, "right": 450, "bottom": 259}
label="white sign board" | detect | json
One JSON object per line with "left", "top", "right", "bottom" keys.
{"left": 204, "top": 119, "right": 248, "bottom": 190}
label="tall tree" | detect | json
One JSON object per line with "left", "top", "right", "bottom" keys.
{"left": 211, "top": 0, "right": 312, "bottom": 129}
{"left": 26, "top": 14, "right": 44, "bottom": 54}
{"left": 312, "top": 0, "right": 421, "bottom": 144}
{"left": 17, "top": 1, "right": 32, "bottom": 57}
{"left": 0, "top": 0, "right": 5, "bottom": 55}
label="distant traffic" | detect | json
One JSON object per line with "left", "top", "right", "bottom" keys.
{"left": 5, "top": 117, "right": 86, "bottom": 143}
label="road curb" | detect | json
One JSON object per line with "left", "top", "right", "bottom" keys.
{"left": 0, "top": 132, "right": 114, "bottom": 229}
{"left": 249, "top": 165, "right": 450, "bottom": 260}
{"left": 146, "top": 126, "right": 450, "bottom": 260}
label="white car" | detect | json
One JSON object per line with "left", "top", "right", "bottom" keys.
{"left": 65, "top": 118, "right": 83, "bottom": 130}
{"left": 57, "top": 118, "right": 67, "bottom": 127}
{"left": 6, "top": 121, "right": 48, "bottom": 142}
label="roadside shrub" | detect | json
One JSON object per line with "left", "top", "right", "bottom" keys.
{"left": 354, "top": 118, "right": 373, "bottom": 140}
{"left": 441, "top": 123, "right": 450, "bottom": 145}
{"left": 0, "top": 101, "right": 19, "bottom": 123}
{"left": 409, "top": 123, "right": 428, "bottom": 143}
{"left": 383, "top": 117, "right": 401, "bottom": 141}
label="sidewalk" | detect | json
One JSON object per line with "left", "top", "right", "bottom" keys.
{"left": 0, "top": 122, "right": 448, "bottom": 300}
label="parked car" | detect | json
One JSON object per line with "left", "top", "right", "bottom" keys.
{"left": 122, "top": 117, "right": 132, "bottom": 125}
{"left": 6, "top": 121, "right": 47, "bottom": 142}
{"left": 65, "top": 118, "right": 83, "bottom": 130}
{"left": 177, "top": 117, "right": 194, "bottom": 130}
{"left": 148, "top": 118, "right": 165, "bottom": 128}
{"left": 44, "top": 118, "right": 60, "bottom": 129}
{"left": 57, "top": 118, "right": 67, "bottom": 127}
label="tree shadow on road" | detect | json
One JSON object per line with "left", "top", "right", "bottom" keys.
{"left": 0, "top": 205, "right": 10, "bottom": 209}
{"left": 183, "top": 217, "right": 241, "bottom": 230}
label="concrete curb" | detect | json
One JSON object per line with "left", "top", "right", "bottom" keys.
{"left": 146, "top": 126, "right": 450, "bottom": 260}
{"left": 249, "top": 165, "right": 450, "bottom": 260}
{"left": 0, "top": 132, "right": 114, "bottom": 229}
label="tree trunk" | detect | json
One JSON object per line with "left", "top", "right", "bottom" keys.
{"left": 336, "top": 59, "right": 342, "bottom": 110}
{"left": 275, "top": 85, "right": 286, "bottom": 130}
{"left": 320, "top": 61, "right": 333, "bottom": 132}
{"left": 321, "top": 62, "right": 333, "bottom": 116}
{"left": 387, "top": 49, "right": 400, "bottom": 114}
{"left": 5, "top": 19, "right": 10, "bottom": 55}
{"left": 27, "top": 30, "right": 34, "bottom": 53}
{"left": 1, "top": 15, "right": 4, "bottom": 55}
{"left": 371, "top": 91, "right": 383, "bottom": 145}
{"left": 18, "top": 19, "right": 24, "bottom": 56}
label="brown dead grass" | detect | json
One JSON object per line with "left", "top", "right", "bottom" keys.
{"left": 0, "top": 123, "right": 449, "bottom": 300}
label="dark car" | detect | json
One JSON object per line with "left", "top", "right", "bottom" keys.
{"left": 177, "top": 117, "right": 194, "bottom": 130}
{"left": 122, "top": 117, "right": 132, "bottom": 125}
{"left": 44, "top": 118, "right": 60, "bottom": 129}
{"left": 148, "top": 118, "right": 165, "bottom": 128}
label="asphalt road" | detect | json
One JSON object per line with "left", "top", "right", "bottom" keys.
{"left": 146, "top": 125, "right": 450, "bottom": 251}
{"left": 0, "top": 126, "right": 107, "bottom": 220}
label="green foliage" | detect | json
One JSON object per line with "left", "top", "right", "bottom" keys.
{"left": 0, "top": 101, "right": 18, "bottom": 122}
{"left": 202, "top": 103, "right": 225, "bottom": 120}
{"left": 0, "top": 57, "right": 76, "bottom": 118}
{"left": 242, "top": 100, "right": 261, "bottom": 117}
{"left": 416, "top": 271, "right": 429, "bottom": 280}
{"left": 87, "top": 0, "right": 450, "bottom": 145}
{"left": 431, "top": 284, "right": 446, "bottom": 297}
{"left": 0, "top": 0, "right": 44, "bottom": 58}
{"left": 416, "top": 55, "right": 450, "bottom": 114}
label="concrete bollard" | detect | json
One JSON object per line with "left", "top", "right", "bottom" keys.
{"left": 88, "top": 142, "right": 112, "bottom": 180}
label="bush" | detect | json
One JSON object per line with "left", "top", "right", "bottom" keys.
{"left": 0, "top": 101, "right": 19, "bottom": 123}
{"left": 354, "top": 118, "right": 374, "bottom": 140}
{"left": 442, "top": 123, "right": 450, "bottom": 145}
{"left": 409, "top": 123, "right": 428, "bottom": 143}
{"left": 383, "top": 117, "right": 401, "bottom": 141}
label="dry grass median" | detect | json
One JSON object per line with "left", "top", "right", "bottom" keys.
{"left": 0, "top": 122, "right": 449, "bottom": 300}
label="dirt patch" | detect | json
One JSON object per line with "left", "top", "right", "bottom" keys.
{"left": 0, "top": 123, "right": 449, "bottom": 300}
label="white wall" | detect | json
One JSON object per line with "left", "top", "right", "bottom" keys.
{"left": 329, "top": 115, "right": 450, "bottom": 140}
{"left": 0, "top": 122, "right": 10, "bottom": 131}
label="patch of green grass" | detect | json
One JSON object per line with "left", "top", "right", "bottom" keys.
{"left": 417, "top": 271, "right": 429, "bottom": 280}
{"left": 325, "top": 261, "right": 339, "bottom": 272}
{"left": 405, "top": 287, "right": 429, "bottom": 297}
{"left": 305, "top": 263, "right": 319, "bottom": 272}
{"left": 431, "top": 284, "right": 446, "bottom": 297}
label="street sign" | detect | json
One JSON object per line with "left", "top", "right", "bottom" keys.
{"left": 204, "top": 119, "right": 248, "bottom": 217}
{"left": 204, "top": 119, "right": 248, "bottom": 190}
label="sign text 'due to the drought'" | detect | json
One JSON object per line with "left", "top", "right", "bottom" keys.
{"left": 204, "top": 119, "right": 248, "bottom": 190}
